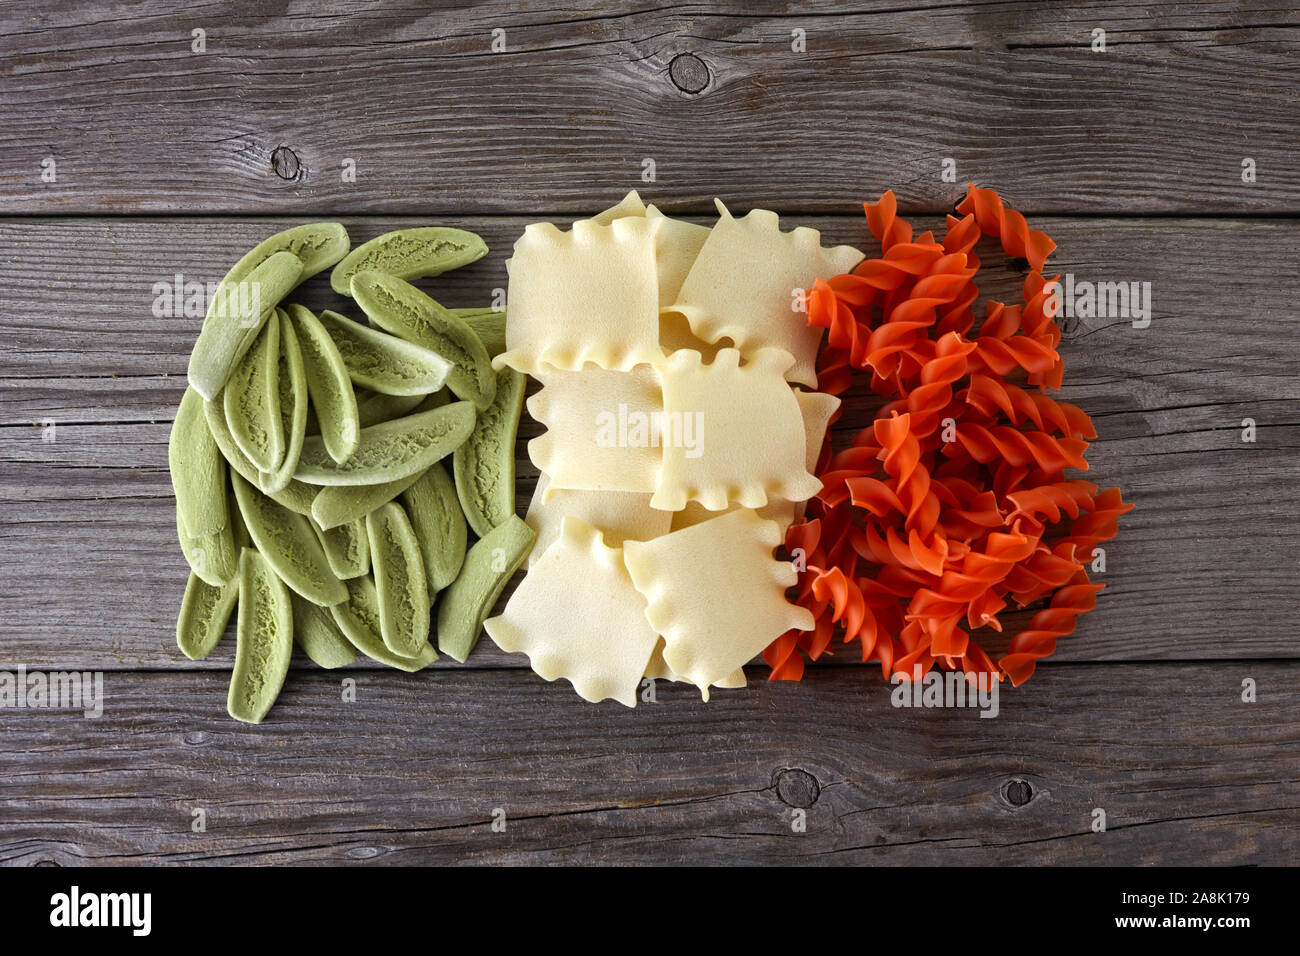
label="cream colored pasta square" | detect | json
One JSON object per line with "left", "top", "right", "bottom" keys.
{"left": 579, "top": 195, "right": 710, "bottom": 309}
{"left": 670, "top": 388, "right": 839, "bottom": 533}
{"left": 646, "top": 204, "right": 711, "bottom": 307}
{"left": 485, "top": 517, "right": 661, "bottom": 707}
{"left": 643, "top": 638, "right": 746, "bottom": 701}
{"left": 670, "top": 202, "right": 863, "bottom": 387}
{"left": 793, "top": 388, "right": 840, "bottom": 472}
{"left": 669, "top": 497, "right": 797, "bottom": 535}
{"left": 524, "top": 473, "right": 672, "bottom": 568}
{"left": 624, "top": 508, "right": 814, "bottom": 693}
{"left": 527, "top": 363, "right": 664, "bottom": 497}
{"left": 496, "top": 216, "right": 664, "bottom": 373}
{"left": 588, "top": 190, "right": 647, "bottom": 225}
{"left": 650, "top": 347, "right": 821, "bottom": 512}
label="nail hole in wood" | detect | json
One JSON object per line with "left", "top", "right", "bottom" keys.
{"left": 669, "top": 53, "right": 710, "bottom": 94}
{"left": 773, "top": 767, "right": 820, "bottom": 808}
{"left": 271, "top": 145, "right": 302, "bottom": 181}
{"left": 1004, "top": 778, "right": 1034, "bottom": 807}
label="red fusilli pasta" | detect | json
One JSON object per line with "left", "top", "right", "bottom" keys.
{"left": 770, "top": 183, "right": 1132, "bottom": 688}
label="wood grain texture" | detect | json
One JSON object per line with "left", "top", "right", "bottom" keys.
{"left": 1, "top": 2, "right": 1297, "bottom": 214}
{"left": 0, "top": 664, "right": 1294, "bottom": 865}
{"left": 2, "top": 1, "right": 1297, "bottom": 868}
{"left": 1, "top": 215, "right": 1296, "bottom": 669}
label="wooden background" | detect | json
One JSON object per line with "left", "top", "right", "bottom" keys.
{"left": 1, "top": 1, "right": 1297, "bottom": 865}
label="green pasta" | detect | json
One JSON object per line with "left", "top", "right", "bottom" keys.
{"left": 228, "top": 548, "right": 294, "bottom": 724}
{"left": 168, "top": 386, "right": 228, "bottom": 539}
{"left": 290, "top": 591, "right": 356, "bottom": 669}
{"left": 400, "top": 462, "right": 465, "bottom": 596}
{"left": 285, "top": 303, "right": 358, "bottom": 466}
{"left": 259, "top": 309, "right": 309, "bottom": 494}
{"left": 435, "top": 514, "right": 534, "bottom": 663}
{"left": 188, "top": 250, "right": 303, "bottom": 402}
{"left": 313, "top": 517, "right": 370, "bottom": 579}
{"left": 293, "top": 402, "right": 476, "bottom": 486}
{"left": 331, "top": 576, "right": 438, "bottom": 671}
{"left": 204, "top": 394, "right": 319, "bottom": 516}
{"left": 355, "top": 389, "right": 427, "bottom": 428}
{"left": 450, "top": 307, "right": 506, "bottom": 358}
{"left": 176, "top": 570, "right": 238, "bottom": 661}
{"left": 231, "top": 471, "right": 348, "bottom": 607}
{"left": 366, "top": 502, "right": 430, "bottom": 658}
{"left": 454, "top": 366, "right": 525, "bottom": 537}
{"left": 309, "top": 470, "right": 426, "bottom": 531}
{"left": 205, "top": 223, "right": 349, "bottom": 327}
{"left": 176, "top": 508, "right": 238, "bottom": 587}
{"left": 223, "top": 309, "right": 284, "bottom": 473}
{"left": 317, "top": 308, "right": 452, "bottom": 396}
{"left": 330, "top": 226, "right": 487, "bottom": 296}
{"left": 351, "top": 272, "right": 496, "bottom": 410}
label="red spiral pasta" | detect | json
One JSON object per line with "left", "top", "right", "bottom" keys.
{"left": 773, "top": 184, "right": 1132, "bottom": 689}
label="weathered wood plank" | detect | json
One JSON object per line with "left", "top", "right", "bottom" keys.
{"left": 1, "top": 214, "right": 1296, "bottom": 668}
{"left": 1, "top": 3, "right": 1297, "bottom": 214}
{"left": 0, "top": 664, "right": 1294, "bottom": 865}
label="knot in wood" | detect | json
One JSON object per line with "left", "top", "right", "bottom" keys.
{"left": 271, "top": 145, "right": 302, "bottom": 181}
{"left": 669, "top": 53, "right": 709, "bottom": 94}
{"left": 1004, "top": 778, "right": 1034, "bottom": 807}
{"left": 774, "top": 767, "right": 820, "bottom": 808}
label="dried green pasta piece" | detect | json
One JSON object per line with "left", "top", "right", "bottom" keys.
{"left": 259, "top": 310, "right": 309, "bottom": 493}
{"left": 313, "top": 517, "right": 370, "bottom": 579}
{"left": 176, "top": 570, "right": 238, "bottom": 661}
{"left": 228, "top": 547, "right": 294, "bottom": 724}
{"left": 366, "top": 502, "right": 430, "bottom": 658}
{"left": 294, "top": 402, "right": 475, "bottom": 486}
{"left": 290, "top": 591, "right": 356, "bottom": 669}
{"left": 352, "top": 272, "right": 496, "bottom": 411}
{"left": 224, "top": 308, "right": 284, "bottom": 473}
{"left": 355, "top": 389, "right": 426, "bottom": 428}
{"left": 330, "top": 227, "right": 487, "bottom": 296}
{"left": 205, "top": 223, "right": 350, "bottom": 328}
{"left": 188, "top": 250, "right": 303, "bottom": 401}
{"left": 177, "top": 508, "right": 238, "bottom": 587}
{"left": 317, "top": 308, "right": 451, "bottom": 397}
{"left": 286, "top": 304, "right": 359, "bottom": 464}
{"left": 331, "top": 576, "right": 438, "bottom": 671}
{"left": 415, "top": 389, "right": 450, "bottom": 411}
{"left": 169, "top": 386, "right": 228, "bottom": 538}
{"left": 435, "top": 514, "right": 534, "bottom": 663}
{"left": 310, "top": 471, "right": 425, "bottom": 530}
{"left": 450, "top": 307, "right": 506, "bottom": 358}
{"left": 231, "top": 471, "right": 347, "bottom": 607}
{"left": 229, "top": 485, "right": 252, "bottom": 549}
{"left": 400, "top": 462, "right": 465, "bottom": 596}
{"left": 204, "top": 394, "right": 318, "bottom": 515}
{"left": 454, "top": 366, "right": 525, "bottom": 537}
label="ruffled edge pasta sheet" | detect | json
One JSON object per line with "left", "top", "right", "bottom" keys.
{"left": 624, "top": 508, "right": 813, "bottom": 693}
{"left": 485, "top": 517, "right": 661, "bottom": 707}
{"left": 650, "top": 347, "right": 822, "bottom": 512}
{"left": 667, "top": 387, "right": 840, "bottom": 533}
{"left": 495, "top": 215, "right": 664, "bottom": 373}
{"left": 527, "top": 362, "right": 664, "bottom": 497}
{"left": 668, "top": 201, "right": 864, "bottom": 387}
{"left": 643, "top": 638, "right": 746, "bottom": 701}
{"left": 524, "top": 472, "right": 672, "bottom": 568}
{"left": 582, "top": 190, "right": 712, "bottom": 309}
{"left": 589, "top": 190, "right": 647, "bottom": 225}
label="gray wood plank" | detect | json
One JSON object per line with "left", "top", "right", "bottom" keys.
{"left": 1, "top": 214, "right": 1296, "bottom": 668}
{"left": 1, "top": 3, "right": 1297, "bottom": 214}
{"left": 0, "top": 664, "right": 1294, "bottom": 865}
